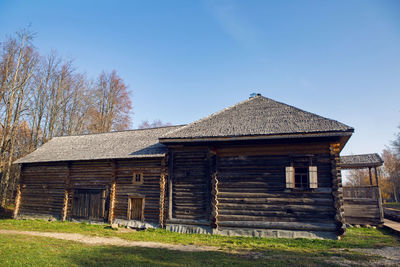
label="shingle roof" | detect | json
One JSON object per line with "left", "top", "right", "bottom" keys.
{"left": 15, "top": 125, "right": 183, "bottom": 164}
{"left": 161, "top": 95, "right": 353, "bottom": 141}
{"left": 340, "top": 153, "right": 384, "bottom": 169}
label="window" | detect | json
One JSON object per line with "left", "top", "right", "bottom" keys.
{"left": 294, "top": 167, "right": 308, "bottom": 188}
{"left": 286, "top": 166, "right": 318, "bottom": 189}
{"left": 132, "top": 172, "right": 143, "bottom": 184}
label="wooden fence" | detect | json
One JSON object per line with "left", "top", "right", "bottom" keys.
{"left": 343, "top": 186, "right": 383, "bottom": 226}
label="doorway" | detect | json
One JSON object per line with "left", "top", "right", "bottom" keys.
{"left": 128, "top": 197, "right": 144, "bottom": 221}
{"left": 72, "top": 189, "right": 106, "bottom": 221}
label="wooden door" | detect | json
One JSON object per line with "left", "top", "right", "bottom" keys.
{"left": 129, "top": 197, "right": 144, "bottom": 220}
{"left": 72, "top": 189, "right": 105, "bottom": 221}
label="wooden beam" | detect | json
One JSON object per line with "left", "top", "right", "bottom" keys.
{"left": 210, "top": 153, "right": 219, "bottom": 229}
{"left": 368, "top": 167, "right": 373, "bottom": 186}
{"left": 218, "top": 221, "right": 337, "bottom": 231}
{"left": 62, "top": 162, "right": 71, "bottom": 221}
{"left": 13, "top": 164, "right": 23, "bottom": 219}
{"left": 159, "top": 131, "right": 353, "bottom": 144}
{"left": 375, "top": 167, "right": 384, "bottom": 223}
{"left": 108, "top": 160, "right": 117, "bottom": 223}
{"left": 374, "top": 167, "right": 379, "bottom": 187}
{"left": 13, "top": 184, "right": 21, "bottom": 219}
{"left": 168, "top": 149, "right": 174, "bottom": 220}
{"left": 205, "top": 149, "right": 212, "bottom": 220}
{"left": 159, "top": 157, "right": 167, "bottom": 227}
{"left": 329, "top": 143, "right": 345, "bottom": 236}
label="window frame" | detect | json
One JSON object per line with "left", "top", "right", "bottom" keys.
{"left": 132, "top": 172, "right": 144, "bottom": 185}
{"left": 294, "top": 166, "right": 309, "bottom": 189}
{"left": 286, "top": 165, "right": 318, "bottom": 190}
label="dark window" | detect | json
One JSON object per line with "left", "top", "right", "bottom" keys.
{"left": 294, "top": 167, "right": 309, "bottom": 188}
{"left": 133, "top": 172, "right": 143, "bottom": 184}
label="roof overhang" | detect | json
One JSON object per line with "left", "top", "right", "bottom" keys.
{"left": 340, "top": 153, "right": 384, "bottom": 169}
{"left": 14, "top": 154, "right": 166, "bottom": 165}
{"left": 160, "top": 130, "right": 353, "bottom": 145}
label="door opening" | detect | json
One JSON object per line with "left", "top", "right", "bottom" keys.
{"left": 128, "top": 197, "right": 144, "bottom": 221}
{"left": 72, "top": 189, "right": 105, "bottom": 221}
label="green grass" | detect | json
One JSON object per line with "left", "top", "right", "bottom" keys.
{"left": 0, "top": 219, "right": 398, "bottom": 252}
{"left": 0, "top": 234, "right": 380, "bottom": 267}
{"left": 385, "top": 202, "right": 400, "bottom": 210}
{"left": 1, "top": 219, "right": 397, "bottom": 266}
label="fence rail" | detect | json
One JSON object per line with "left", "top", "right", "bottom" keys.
{"left": 343, "top": 186, "right": 383, "bottom": 226}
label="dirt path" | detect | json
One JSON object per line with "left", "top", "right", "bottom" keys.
{"left": 1, "top": 229, "right": 399, "bottom": 266}
{"left": 0, "top": 229, "right": 218, "bottom": 252}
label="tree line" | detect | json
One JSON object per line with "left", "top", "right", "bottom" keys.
{"left": 346, "top": 126, "right": 400, "bottom": 202}
{"left": 0, "top": 29, "right": 132, "bottom": 207}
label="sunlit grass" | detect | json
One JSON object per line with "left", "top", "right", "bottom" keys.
{"left": 0, "top": 219, "right": 398, "bottom": 252}
{"left": 0, "top": 234, "right": 382, "bottom": 267}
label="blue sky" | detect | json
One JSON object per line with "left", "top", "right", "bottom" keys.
{"left": 1, "top": 0, "right": 399, "bottom": 156}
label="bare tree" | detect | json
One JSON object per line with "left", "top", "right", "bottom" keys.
{"left": 0, "top": 30, "right": 134, "bottom": 207}
{"left": 393, "top": 125, "right": 400, "bottom": 157}
{"left": 344, "top": 169, "right": 369, "bottom": 186}
{"left": 88, "top": 70, "right": 132, "bottom": 133}
{"left": 0, "top": 29, "right": 38, "bottom": 206}
{"left": 64, "top": 73, "right": 92, "bottom": 135}
{"left": 138, "top": 120, "right": 172, "bottom": 129}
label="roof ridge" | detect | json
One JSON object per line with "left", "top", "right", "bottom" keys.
{"left": 161, "top": 95, "right": 353, "bottom": 139}
{"left": 160, "top": 96, "right": 262, "bottom": 138}
{"left": 53, "top": 124, "right": 186, "bottom": 139}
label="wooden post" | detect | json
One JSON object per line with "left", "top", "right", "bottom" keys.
{"left": 159, "top": 157, "right": 167, "bottom": 227}
{"left": 13, "top": 184, "right": 21, "bottom": 219}
{"left": 374, "top": 167, "right": 384, "bottom": 223}
{"left": 168, "top": 149, "right": 174, "bottom": 220}
{"left": 210, "top": 152, "right": 219, "bottom": 229}
{"left": 374, "top": 167, "right": 379, "bottom": 187}
{"left": 330, "top": 143, "right": 345, "bottom": 236}
{"left": 61, "top": 190, "right": 69, "bottom": 221}
{"left": 108, "top": 160, "right": 117, "bottom": 223}
{"left": 13, "top": 164, "right": 23, "bottom": 219}
{"left": 368, "top": 167, "right": 373, "bottom": 185}
{"left": 205, "top": 150, "right": 212, "bottom": 220}
{"left": 211, "top": 171, "right": 219, "bottom": 229}
{"left": 62, "top": 162, "right": 71, "bottom": 221}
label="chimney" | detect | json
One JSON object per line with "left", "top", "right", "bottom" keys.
{"left": 249, "top": 93, "right": 261, "bottom": 99}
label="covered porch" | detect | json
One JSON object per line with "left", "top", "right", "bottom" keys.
{"left": 340, "top": 153, "right": 384, "bottom": 226}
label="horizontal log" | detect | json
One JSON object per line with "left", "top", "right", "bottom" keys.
{"left": 218, "top": 203, "right": 334, "bottom": 212}
{"left": 167, "top": 218, "right": 210, "bottom": 226}
{"left": 218, "top": 190, "right": 332, "bottom": 197}
{"left": 219, "top": 209, "right": 335, "bottom": 219}
{"left": 218, "top": 221, "right": 337, "bottom": 231}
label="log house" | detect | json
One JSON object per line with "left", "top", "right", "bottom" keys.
{"left": 14, "top": 95, "right": 354, "bottom": 239}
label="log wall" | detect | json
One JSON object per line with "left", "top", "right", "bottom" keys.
{"left": 171, "top": 148, "right": 210, "bottom": 221}
{"left": 166, "top": 140, "right": 342, "bottom": 237}
{"left": 18, "top": 162, "right": 68, "bottom": 220}
{"left": 67, "top": 160, "right": 113, "bottom": 221}
{"left": 17, "top": 158, "right": 165, "bottom": 225}
{"left": 114, "top": 158, "right": 163, "bottom": 224}
{"left": 216, "top": 154, "right": 335, "bottom": 225}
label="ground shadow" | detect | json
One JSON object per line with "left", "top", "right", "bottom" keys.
{"left": 60, "top": 245, "right": 372, "bottom": 267}
{"left": 0, "top": 207, "right": 13, "bottom": 219}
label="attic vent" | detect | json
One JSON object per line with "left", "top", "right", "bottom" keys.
{"left": 249, "top": 93, "right": 261, "bottom": 99}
